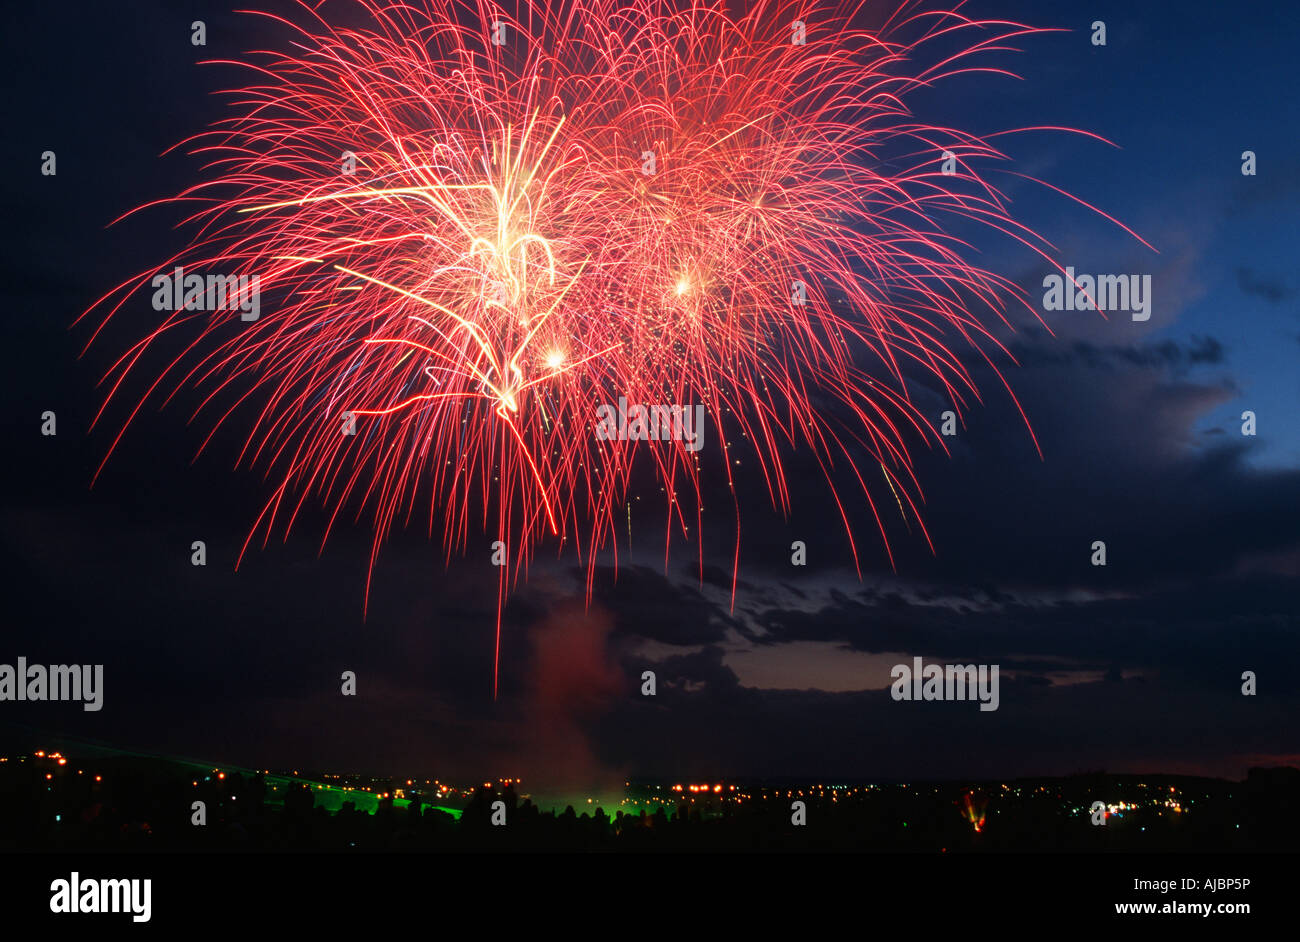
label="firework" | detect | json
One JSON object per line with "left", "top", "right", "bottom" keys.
{"left": 960, "top": 790, "right": 988, "bottom": 833}
{"left": 81, "top": 0, "right": 1147, "bottom": 693}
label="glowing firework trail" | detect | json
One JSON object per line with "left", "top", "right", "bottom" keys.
{"left": 960, "top": 790, "right": 988, "bottom": 832}
{"left": 81, "top": 0, "right": 1149, "bottom": 695}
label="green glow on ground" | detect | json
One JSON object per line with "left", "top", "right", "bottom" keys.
{"left": 261, "top": 778, "right": 462, "bottom": 819}
{"left": 19, "top": 735, "right": 461, "bottom": 820}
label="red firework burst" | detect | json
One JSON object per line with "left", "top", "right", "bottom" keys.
{"left": 80, "top": 0, "right": 1148, "bottom": 694}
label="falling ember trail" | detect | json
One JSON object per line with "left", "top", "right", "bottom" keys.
{"left": 881, "top": 463, "right": 910, "bottom": 531}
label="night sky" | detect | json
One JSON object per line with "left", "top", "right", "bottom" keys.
{"left": 3, "top": 0, "right": 1297, "bottom": 796}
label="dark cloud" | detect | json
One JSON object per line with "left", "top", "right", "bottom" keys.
{"left": 742, "top": 575, "right": 1299, "bottom": 683}
{"left": 1236, "top": 267, "right": 1295, "bottom": 304}
{"left": 1006, "top": 335, "right": 1226, "bottom": 371}
{"left": 577, "top": 564, "right": 745, "bottom": 645}
{"left": 594, "top": 641, "right": 1296, "bottom": 781}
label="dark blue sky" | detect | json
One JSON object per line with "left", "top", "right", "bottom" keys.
{"left": 1, "top": 0, "right": 1296, "bottom": 790}
{"left": 935, "top": 0, "right": 1300, "bottom": 467}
